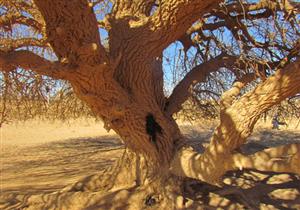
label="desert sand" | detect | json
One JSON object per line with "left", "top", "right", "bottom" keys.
{"left": 1, "top": 118, "right": 300, "bottom": 209}
{"left": 1, "top": 119, "right": 122, "bottom": 194}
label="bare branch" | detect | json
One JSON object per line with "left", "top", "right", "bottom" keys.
{"left": 148, "top": 0, "right": 221, "bottom": 55}
{"left": 0, "top": 12, "right": 43, "bottom": 31}
{"left": 165, "top": 54, "right": 238, "bottom": 116}
{"left": 0, "top": 50, "right": 70, "bottom": 80}
{"left": 0, "top": 38, "right": 46, "bottom": 51}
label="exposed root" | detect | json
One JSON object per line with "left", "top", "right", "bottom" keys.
{"left": 233, "top": 143, "right": 300, "bottom": 174}
{"left": 180, "top": 170, "right": 300, "bottom": 210}
{"left": 171, "top": 143, "right": 300, "bottom": 185}
{"left": 2, "top": 143, "right": 300, "bottom": 209}
{"left": 220, "top": 170, "right": 300, "bottom": 209}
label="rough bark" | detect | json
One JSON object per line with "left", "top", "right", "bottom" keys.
{"left": 171, "top": 59, "right": 300, "bottom": 185}
{"left": 0, "top": 50, "right": 70, "bottom": 80}
{"left": 24, "top": 0, "right": 183, "bottom": 168}
{"left": 1, "top": 0, "right": 299, "bottom": 183}
{"left": 56, "top": 60, "right": 181, "bottom": 167}
{"left": 1, "top": 1, "right": 300, "bottom": 209}
{"left": 33, "top": 0, "right": 108, "bottom": 65}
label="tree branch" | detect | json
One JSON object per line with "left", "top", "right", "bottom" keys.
{"left": 220, "top": 73, "right": 256, "bottom": 109}
{"left": 171, "top": 58, "right": 300, "bottom": 185}
{"left": 220, "top": 58, "right": 300, "bottom": 149}
{"left": 233, "top": 143, "right": 300, "bottom": 174}
{"left": 0, "top": 38, "right": 46, "bottom": 51}
{"left": 0, "top": 50, "right": 70, "bottom": 80}
{"left": 0, "top": 12, "right": 43, "bottom": 31}
{"left": 178, "top": 0, "right": 300, "bottom": 53}
{"left": 33, "top": 0, "right": 108, "bottom": 66}
{"left": 165, "top": 54, "right": 238, "bottom": 116}
{"left": 171, "top": 143, "right": 300, "bottom": 185}
{"left": 148, "top": 0, "right": 221, "bottom": 55}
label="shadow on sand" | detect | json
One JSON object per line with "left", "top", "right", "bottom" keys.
{"left": 1, "top": 128, "right": 300, "bottom": 209}
{"left": 1, "top": 135, "right": 123, "bottom": 194}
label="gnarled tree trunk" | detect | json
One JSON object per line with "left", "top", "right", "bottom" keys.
{"left": 68, "top": 59, "right": 183, "bottom": 175}
{"left": 1, "top": 0, "right": 300, "bottom": 209}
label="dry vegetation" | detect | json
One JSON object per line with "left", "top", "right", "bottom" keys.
{"left": 1, "top": 0, "right": 300, "bottom": 209}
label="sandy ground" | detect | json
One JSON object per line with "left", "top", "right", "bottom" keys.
{"left": 1, "top": 119, "right": 123, "bottom": 194}
{"left": 1, "top": 118, "right": 300, "bottom": 209}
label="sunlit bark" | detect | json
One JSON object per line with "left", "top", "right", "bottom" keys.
{"left": 171, "top": 59, "right": 300, "bottom": 184}
{"left": 1, "top": 0, "right": 300, "bottom": 209}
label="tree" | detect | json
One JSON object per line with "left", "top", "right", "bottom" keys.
{"left": 0, "top": 0, "right": 300, "bottom": 209}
